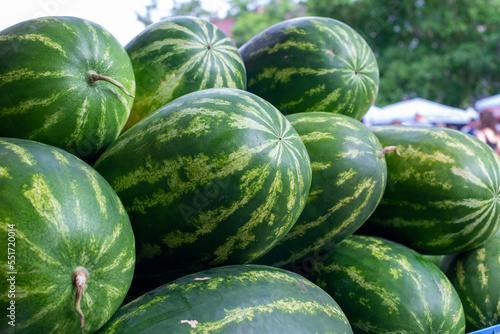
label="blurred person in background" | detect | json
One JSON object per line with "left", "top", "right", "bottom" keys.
{"left": 460, "top": 118, "right": 478, "bottom": 135}
{"left": 475, "top": 110, "right": 500, "bottom": 154}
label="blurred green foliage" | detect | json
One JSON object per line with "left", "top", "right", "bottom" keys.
{"left": 306, "top": 0, "right": 500, "bottom": 107}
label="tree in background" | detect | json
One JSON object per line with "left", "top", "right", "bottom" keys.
{"left": 305, "top": 0, "right": 500, "bottom": 108}
{"left": 227, "top": 0, "right": 306, "bottom": 47}
{"left": 136, "top": 0, "right": 216, "bottom": 26}
{"left": 136, "top": 0, "right": 305, "bottom": 47}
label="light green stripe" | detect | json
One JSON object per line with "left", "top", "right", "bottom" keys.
{"left": 307, "top": 87, "right": 343, "bottom": 112}
{"left": 28, "top": 109, "right": 64, "bottom": 140}
{"left": 1, "top": 226, "right": 62, "bottom": 268}
{"left": 102, "top": 295, "right": 170, "bottom": 333}
{"left": 403, "top": 144, "right": 455, "bottom": 163}
{"left": 10, "top": 284, "right": 57, "bottom": 299}
{"left": 311, "top": 161, "right": 331, "bottom": 171}
{"left": 193, "top": 298, "right": 345, "bottom": 332}
{"left": 267, "top": 140, "right": 283, "bottom": 163}
{"left": 23, "top": 173, "right": 69, "bottom": 239}
{"left": 13, "top": 287, "right": 71, "bottom": 330}
{"left": 133, "top": 50, "right": 207, "bottom": 110}
{"left": 161, "top": 164, "right": 270, "bottom": 250}
{"left": 81, "top": 163, "right": 108, "bottom": 218}
{"left": 95, "top": 251, "right": 128, "bottom": 275}
{"left": 476, "top": 250, "right": 488, "bottom": 288}
{"left": 300, "top": 131, "right": 335, "bottom": 143}
{"left": 131, "top": 38, "right": 200, "bottom": 66}
{"left": 117, "top": 141, "right": 271, "bottom": 199}
{"left": 122, "top": 256, "right": 135, "bottom": 273}
{"left": 214, "top": 43, "right": 245, "bottom": 68}
{"left": 0, "top": 166, "right": 11, "bottom": 178}
{"left": 52, "top": 150, "right": 70, "bottom": 166}
{"left": 426, "top": 204, "right": 497, "bottom": 249}
{"left": 336, "top": 168, "right": 357, "bottom": 186}
{"left": 248, "top": 39, "right": 319, "bottom": 58}
{"left": 375, "top": 216, "right": 439, "bottom": 229}
{"left": 0, "top": 69, "right": 69, "bottom": 87}
{"left": 68, "top": 181, "right": 87, "bottom": 239}
{"left": 93, "top": 224, "right": 122, "bottom": 265}
{"left": 326, "top": 262, "right": 401, "bottom": 314}
{"left": 250, "top": 66, "right": 339, "bottom": 87}
{"left": 66, "top": 97, "right": 90, "bottom": 146}
{"left": 150, "top": 21, "right": 205, "bottom": 43}
{"left": 451, "top": 166, "right": 491, "bottom": 190}
{"left": 213, "top": 53, "right": 239, "bottom": 87}
{"left": 228, "top": 110, "right": 276, "bottom": 135}
{"left": 210, "top": 168, "right": 280, "bottom": 264}
{"left": 1, "top": 87, "right": 77, "bottom": 116}
{"left": 430, "top": 198, "right": 491, "bottom": 211}
{"left": 1, "top": 33, "right": 67, "bottom": 56}
{"left": 391, "top": 166, "right": 452, "bottom": 191}
{"left": 277, "top": 178, "right": 376, "bottom": 266}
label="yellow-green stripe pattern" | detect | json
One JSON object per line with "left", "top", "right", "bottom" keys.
{"left": 308, "top": 235, "right": 465, "bottom": 333}
{"left": 0, "top": 16, "right": 134, "bottom": 162}
{"left": 240, "top": 16, "right": 379, "bottom": 119}
{"left": 124, "top": 16, "right": 246, "bottom": 130}
{"left": 0, "top": 138, "right": 135, "bottom": 334}
{"left": 255, "top": 112, "right": 386, "bottom": 271}
{"left": 96, "top": 265, "right": 353, "bottom": 333}
{"left": 363, "top": 125, "right": 500, "bottom": 255}
{"left": 94, "top": 87, "right": 311, "bottom": 283}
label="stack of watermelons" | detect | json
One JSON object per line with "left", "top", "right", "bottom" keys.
{"left": 0, "top": 13, "right": 499, "bottom": 334}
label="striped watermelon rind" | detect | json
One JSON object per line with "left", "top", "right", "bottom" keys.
{"left": 96, "top": 264, "right": 353, "bottom": 334}
{"left": 308, "top": 234, "right": 465, "bottom": 333}
{"left": 440, "top": 228, "right": 500, "bottom": 331}
{"left": 254, "top": 112, "right": 387, "bottom": 272}
{"left": 359, "top": 125, "right": 500, "bottom": 254}
{"left": 0, "top": 138, "right": 135, "bottom": 334}
{"left": 0, "top": 16, "right": 135, "bottom": 163}
{"left": 124, "top": 15, "right": 247, "bottom": 131}
{"left": 239, "top": 16, "right": 379, "bottom": 119}
{"left": 94, "top": 87, "right": 312, "bottom": 286}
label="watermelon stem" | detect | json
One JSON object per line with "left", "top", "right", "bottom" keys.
{"left": 86, "top": 70, "right": 135, "bottom": 98}
{"left": 380, "top": 146, "right": 400, "bottom": 157}
{"left": 73, "top": 267, "right": 89, "bottom": 328}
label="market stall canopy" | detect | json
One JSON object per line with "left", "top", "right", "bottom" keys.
{"left": 363, "top": 98, "right": 478, "bottom": 125}
{"left": 475, "top": 94, "right": 500, "bottom": 116}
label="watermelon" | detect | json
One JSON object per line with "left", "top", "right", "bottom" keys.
{"left": 254, "top": 112, "right": 387, "bottom": 273}
{"left": 440, "top": 228, "right": 500, "bottom": 331}
{"left": 0, "top": 138, "right": 135, "bottom": 333}
{"left": 123, "top": 15, "right": 246, "bottom": 131}
{"left": 239, "top": 16, "right": 379, "bottom": 119}
{"left": 307, "top": 234, "right": 465, "bottom": 333}
{"left": 358, "top": 125, "right": 500, "bottom": 255}
{"left": 96, "top": 264, "right": 353, "bottom": 334}
{"left": 0, "top": 16, "right": 135, "bottom": 163}
{"left": 93, "top": 88, "right": 311, "bottom": 287}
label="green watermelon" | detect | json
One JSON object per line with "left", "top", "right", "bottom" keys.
{"left": 97, "top": 264, "right": 353, "bottom": 334}
{"left": 358, "top": 125, "right": 500, "bottom": 255}
{"left": 307, "top": 234, "right": 465, "bottom": 333}
{"left": 239, "top": 16, "right": 379, "bottom": 119}
{"left": 0, "top": 138, "right": 135, "bottom": 333}
{"left": 254, "top": 112, "right": 387, "bottom": 273}
{"left": 0, "top": 16, "right": 135, "bottom": 163}
{"left": 123, "top": 15, "right": 246, "bottom": 131}
{"left": 93, "top": 88, "right": 311, "bottom": 287}
{"left": 440, "top": 228, "right": 500, "bottom": 331}
{"left": 423, "top": 254, "right": 444, "bottom": 267}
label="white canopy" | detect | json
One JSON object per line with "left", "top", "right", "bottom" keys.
{"left": 362, "top": 98, "right": 478, "bottom": 125}
{"left": 475, "top": 94, "right": 500, "bottom": 116}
